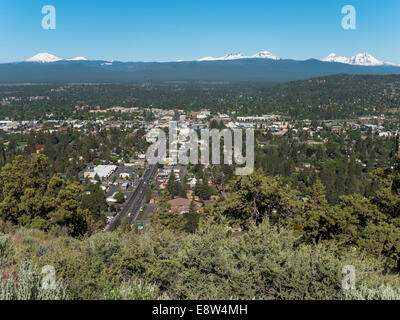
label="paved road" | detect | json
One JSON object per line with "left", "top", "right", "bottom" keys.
{"left": 136, "top": 204, "right": 156, "bottom": 226}
{"left": 127, "top": 164, "right": 158, "bottom": 224}
{"left": 106, "top": 164, "right": 158, "bottom": 231}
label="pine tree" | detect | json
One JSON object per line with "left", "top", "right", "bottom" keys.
{"left": 297, "top": 179, "right": 329, "bottom": 242}
{"left": 119, "top": 216, "right": 131, "bottom": 233}
{"left": 166, "top": 172, "right": 178, "bottom": 198}
{"left": 151, "top": 192, "right": 184, "bottom": 230}
{"left": 183, "top": 201, "right": 200, "bottom": 234}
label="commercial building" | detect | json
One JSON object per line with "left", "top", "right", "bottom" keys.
{"left": 84, "top": 165, "right": 117, "bottom": 180}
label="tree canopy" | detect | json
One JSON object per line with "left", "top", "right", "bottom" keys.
{"left": 0, "top": 154, "right": 96, "bottom": 237}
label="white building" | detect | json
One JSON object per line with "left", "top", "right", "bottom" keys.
{"left": 188, "top": 177, "right": 197, "bottom": 188}
{"left": 84, "top": 165, "right": 117, "bottom": 180}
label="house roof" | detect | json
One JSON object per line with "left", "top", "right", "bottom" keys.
{"left": 36, "top": 144, "right": 45, "bottom": 150}
{"left": 168, "top": 197, "right": 202, "bottom": 211}
{"left": 168, "top": 198, "right": 192, "bottom": 207}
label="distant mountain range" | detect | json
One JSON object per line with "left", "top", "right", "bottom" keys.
{"left": 197, "top": 51, "right": 400, "bottom": 66}
{"left": 22, "top": 51, "right": 399, "bottom": 66}
{"left": 0, "top": 51, "right": 399, "bottom": 83}
{"left": 321, "top": 52, "right": 399, "bottom": 67}
{"left": 197, "top": 51, "right": 279, "bottom": 62}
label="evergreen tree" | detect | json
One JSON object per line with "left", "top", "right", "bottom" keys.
{"left": 297, "top": 180, "right": 329, "bottom": 241}
{"left": 166, "top": 172, "right": 178, "bottom": 198}
{"left": 151, "top": 192, "right": 184, "bottom": 230}
{"left": 119, "top": 216, "right": 132, "bottom": 233}
{"left": 183, "top": 201, "right": 200, "bottom": 234}
{"left": 0, "top": 154, "right": 94, "bottom": 237}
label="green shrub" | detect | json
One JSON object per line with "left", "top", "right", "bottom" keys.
{"left": 0, "top": 260, "right": 69, "bottom": 300}
{"left": 173, "top": 219, "right": 390, "bottom": 300}
{"left": 0, "top": 234, "right": 15, "bottom": 268}
{"left": 345, "top": 285, "right": 400, "bottom": 300}
{"left": 82, "top": 232, "right": 122, "bottom": 265}
{"left": 103, "top": 279, "right": 159, "bottom": 300}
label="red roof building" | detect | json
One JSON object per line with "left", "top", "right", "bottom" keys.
{"left": 35, "top": 144, "right": 45, "bottom": 153}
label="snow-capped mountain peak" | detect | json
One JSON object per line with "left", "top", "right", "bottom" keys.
{"left": 66, "top": 56, "right": 88, "bottom": 61}
{"left": 25, "top": 53, "right": 62, "bottom": 63}
{"left": 198, "top": 53, "right": 245, "bottom": 61}
{"left": 222, "top": 53, "right": 246, "bottom": 60}
{"left": 322, "top": 53, "right": 351, "bottom": 64}
{"left": 197, "top": 51, "right": 279, "bottom": 62}
{"left": 250, "top": 50, "right": 279, "bottom": 60}
{"left": 349, "top": 53, "right": 383, "bottom": 66}
{"left": 322, "top": 52, "right": 398, "bottom": 66}
{"left": 25, "top": 53, "right": 88, "bottom": 63}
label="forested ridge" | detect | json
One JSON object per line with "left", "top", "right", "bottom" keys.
{"left": 1, "top": 74, "right": 400, "bottom": 120}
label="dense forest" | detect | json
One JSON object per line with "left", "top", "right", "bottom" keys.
{"left": 0, "top": 128, "right": 149, "bottom": 179}
{"left": 1, "top": 74, "right": 400, "bottom": 120}
{"left": 254, "top": 129, "right": 399, "bottom": 204}
{"left": 256, "top": 74, "right": 400, "bottom": 119}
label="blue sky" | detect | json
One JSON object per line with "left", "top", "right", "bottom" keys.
{"left": 1, "top": 0, "right": 399, "bottom": 63}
